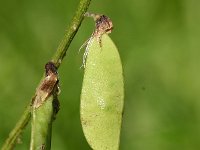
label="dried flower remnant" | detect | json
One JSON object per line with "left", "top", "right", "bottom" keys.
{"left": 32, "top": 62, "right": 59, "bottom": 108}
{"left": 80, "top": 13, "right": 113, "bottom": 68}
{"left": 93, "top": 14, "right": 113, "bottom": 45}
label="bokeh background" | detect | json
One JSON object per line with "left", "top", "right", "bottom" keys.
{"left": 1, "top": 0, "right": 200, "bottom": 149}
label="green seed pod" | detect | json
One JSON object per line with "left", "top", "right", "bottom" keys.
{"left": 80, "top": 34, "right": 124, "bottom": 150}
{"left": 30, "top": 62, "right": 60, "bottom": 150}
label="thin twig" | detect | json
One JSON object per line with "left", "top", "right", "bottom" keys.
{"left": 52, "top": 0, "right": 91, "bottom": 67}
{"left": 1, "top": 0, "right": 91, "bottom": 149}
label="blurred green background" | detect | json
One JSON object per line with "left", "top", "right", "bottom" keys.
{"left": 1, "top": 0, "right": 200, "bottom": 149}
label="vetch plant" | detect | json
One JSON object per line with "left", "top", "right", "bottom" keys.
{"left": 1, "top": 1, "right": 124, "bottom": 150}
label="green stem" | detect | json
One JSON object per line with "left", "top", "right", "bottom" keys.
{"left": 1, "top": 0, "right": 91, "bottom": 149}
{"left": 52, "top": 0, "right": 91, "bottom": 67}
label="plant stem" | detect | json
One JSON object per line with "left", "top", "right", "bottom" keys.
{"left": 52, "top": 0, "right": 91, "bottom": 67}
{"left": 1, "top": 0, "right": 91, "bottom": 149}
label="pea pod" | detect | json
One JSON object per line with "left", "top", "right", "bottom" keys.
{"left": 80, "top": 34, "right": 124, "bottom": 150}
{"left": 30, "top": 62, "right": 59, "bottom": 150}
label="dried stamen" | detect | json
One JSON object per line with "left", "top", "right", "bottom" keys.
{"left": 33, "top": 62, "right": 59, "bottom": 108}
{"left": 80, "top": 13, "right": 113, "bottom": 68}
